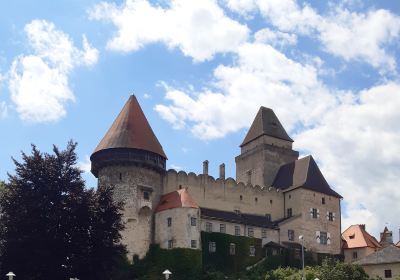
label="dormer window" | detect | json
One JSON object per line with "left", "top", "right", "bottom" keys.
{"left": 349, "top": 233, "right": 355, "bottom": 239}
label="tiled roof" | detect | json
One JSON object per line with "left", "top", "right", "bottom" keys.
{"left": 200, "top": 207, "right": 277, "bottom": 229}
{"left": 342, "top": 225, "right": 381, "bottom": 249}
{"left": 93, "top": 95, "right": 167, "bottom": 158}
{"left": 155, "top": 188, "right": 199, "bottom": 213}
{"left": 354, "top": 245, "right": 400, "bottom": 265}
{"left": 272, "top": 155, "right": 342, "bottom": 198}
{"left": 241, "top": 106, "right": 293, "bottom": 147}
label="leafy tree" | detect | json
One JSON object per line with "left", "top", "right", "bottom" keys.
{"left": 0, "top": 142, "right": 126, "bottom": 280}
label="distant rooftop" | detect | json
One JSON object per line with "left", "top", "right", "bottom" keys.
{"left": 155, "top": 188, "right": 199, "bottom": 213}
{"left": 342, "top": 224, "right": 381, "bottom": 249}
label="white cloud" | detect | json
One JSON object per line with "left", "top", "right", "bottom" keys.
{"left": 89, "top": 0, "right": 249, "bottom": 62}
{"left": 254, "top": 28, "right": 297, "bottom": 48}
{"left": 0, "top": 101, "right": 8, "bottom": 119}
{"left": 169, "top": 164, "right": 183, "bottom": 170}
{"left": 226, "top": 0, "right": 400, "bottom": 71}
{"left": 78, "top": 155, "right": 92, "bottom": 173}
{"left": 294, "top": 82, "right": 400, "bottom": 237}
{"left": 155, "top": 42, "right": 337, "bottom": 139}
{"left": 143, "top": 93, "right": 151, "bottom": 99}
{"left": 8, "top": 20, "right": 99, "bottom": 122}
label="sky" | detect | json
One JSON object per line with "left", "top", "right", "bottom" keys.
{"left": 0, "top": 0, "right": 399, "bottom": 241}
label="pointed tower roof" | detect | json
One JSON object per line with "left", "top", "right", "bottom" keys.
{"left": 93, "top": 95, "right": 167, "bottom": 158}
{"left": 272, "top": 155, "right": 342, "bottom": 198}
{"left": 241, "top": 107, "right": 293, "bottom": 147}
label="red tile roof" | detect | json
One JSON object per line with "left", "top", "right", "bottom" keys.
{"left": 155, "top": 188, "right": 199, "bottom": 213}
{"left": 342, "top": 225, "right": 381, "bottom": 249}
{"left": 93, "top": 95, "right": 167, "bottom": 158}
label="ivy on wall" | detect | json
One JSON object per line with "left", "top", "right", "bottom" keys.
{"left": 201, "top": 231, "right": 264, "bottom": 273}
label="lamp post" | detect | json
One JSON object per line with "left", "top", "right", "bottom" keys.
{"left": 299, "top": 235, "right": 305, "bottom": 280}
{"left": 162, "top": 269, "right": 172, "bottom": 279}
{"left": 6, "top": 272, "right": 15, "bottom": 280}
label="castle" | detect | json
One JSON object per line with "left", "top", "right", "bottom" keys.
{"left": 90, "top": 95, "right": 342, "bottom": 261}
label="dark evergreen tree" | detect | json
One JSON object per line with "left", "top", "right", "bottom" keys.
{"left": 0, "top": 142, "right": 126, "bottom": 280}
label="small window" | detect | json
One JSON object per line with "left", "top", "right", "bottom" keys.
{"left": 191, "top": 240, "right": 197, "bottom": 249}
{"left": 312, "top": 208, "right": 318, "bottom": 219}
{"left": 352, "top": 251, "right": 358, "bottom": 259}
{"left": 248, "top": 227, "right": 254, "bottom": 237}
{"left": 328, "top": 212, "right": 334, "bottom": 221}
{"left": 320, "top": 231, "right": 327, "bottom": 245}
{"left": 249, "top": 246, "right": 256, "bottom": 256}
{"left": 288, "top": 230, "right": 294, "bottom": 241}
{"left": 265, "top": 214, "right": 271, "bottom": 221}
{"left": 167, "top": 217, "right": 172, "bottom": 227}
{"left": 287, "top": 208, "right": 293, "bottom": 217}
{"left": 349, "top": 233, "right": 355, "bottom": 239}
{"left": 179, "top": 185, "right": 182, "bottom": 189}
{"left": 255, "top": 197, "right": 258, "bottom": 203}
{"left": 191, "top": 217, "right": 197, "bottom": 226}
{"left": 270, "top": 199, "right": 273, "bottom": 204}
{"left": 220, "top": 224, "right": 226, "bottom": 233}
{"left": 119, "top": 173, "right": 122, "bottom": 181}
{"left": 229, "top": 243, "right": 236, "bottom": 255}
{"left": 206, "top": 222, "right": 213, "bottom": 232}
{"left": 384, "top": 269, "right": 392, "bottom": 278}
{"left": 235, "top": 225, "right": 240, "bottom": 236}
{"left": 289, "top": 195, "right": 291, "bottom": 199}
{"left": 240, "top": 195, "right": 243, "bottom": 201}
{"left": 262, "top": 229, "right": 267, "bottom": 238}
{"left": 209, "top": 241, "right": 216, "bottom": 253}
{"left": 168, "top": 240, "right": 174, "bottom": 249}
{"left": 143, "top": 191, "right": 150, "bottom": 201}
{"left": 322, "top": 197, "right": 325, "bottom": 204}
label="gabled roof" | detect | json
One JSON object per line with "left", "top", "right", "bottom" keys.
{"left": 155, "top": 188, "right": 198, "bottom": 213}
{"left": 272, "top": 155, "right": 342, "bottom": 198}
{"left": 354, "top": 245, "right": 400, "bottom": 265}
{"left": 342, "top": 225, "right": 381, "bottom": 249}
{"left": 93, "top": 95, "right": 167, "bottom": 158}
{"left": 200, "top": 207, "right": 277, "bottom": 229}
{"left": 241, "top": 107, "right": 293, "bottom": 147}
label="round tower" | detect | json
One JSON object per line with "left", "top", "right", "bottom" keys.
{"left": 90, "top": 95, "right": 167, "bottom": 259}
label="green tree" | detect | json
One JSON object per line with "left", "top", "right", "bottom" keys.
{"left": 0, "top": 142, "right": 126, "bottom": 280}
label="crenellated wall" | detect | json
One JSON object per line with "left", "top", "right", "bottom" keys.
{"left": 164, "top": 169, "right": 285, "bottom": 220}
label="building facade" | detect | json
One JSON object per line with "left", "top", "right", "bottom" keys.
{"left": 90, "top": 95, "right": 343, "bottom": 260}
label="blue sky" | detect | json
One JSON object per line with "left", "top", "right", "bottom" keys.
{"left": 1, "top": 0, "right": 399, "bottom": 239}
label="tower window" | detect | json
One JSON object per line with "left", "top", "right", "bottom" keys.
{"left": 312, "top": 208, "right": 318, "bottom": 219}
{"left": 288, "top": 230, "right": 294, "bottom": 241}
{"left": 320, "top": 231, "right": 328, "bottom": 245}
{"left": 270, "top": 199, "right": 273, "bottom": 204}
{"left": 119, "top": 173, "right": 122, "bottom": 181}
{"left": 287, "top": 208, "right": 293, "bottom": 217}
{"left": 255, "top": 197, "right": 258, "bottom": 203}
{"left": 322, "top": 197, "right": 325, "bottom": 204}
{"left": 235, "top": 225, "right": 240, "bottom": 236}
{"left": 289, "top": 195, "right": 291, "bottom": 199}
{"left": 240, "top": 195, "right": 243, "bottom": 201}
{"left": 206, "top": 222, "right": 213, "bottom": 232}
{"left": 191, "top": 240, "right": 197, "bottom": 249}
{"left": 220, "top": 224, "right": 226, "bottom": 233}
{"left": 248, "top": 227, "right": 254, "bottom": 237}
{"left": 143, "top": 191, "right": 150, "bottom": 201}
{"left": 167, "top": 217, "right": 172, "bottom": 227}
{"left": 191, "top": 217, "right": 197, "bottom": 226}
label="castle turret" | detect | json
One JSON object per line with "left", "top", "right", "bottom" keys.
{"left": 235, "top": 107, "right": 299, "bottom": 187}
{"left": 91, "top": 95, "right": 167, "bottom": 259}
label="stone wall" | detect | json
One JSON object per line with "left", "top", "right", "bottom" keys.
{"left": 164, "top": 169, "right": 284, "bottom": 220}
{"left": 362, "top": 263, "right": 400, "bottom": 279}
{"left": 344, "top": 247, "right": 377, "bottom": 263}
{"left": 97, "top": 165, "right": 164, "bottom": 259}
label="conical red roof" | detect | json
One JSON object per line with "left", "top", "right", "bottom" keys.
{"left": 93, "top": 95, "right": 167, "bottom": 158}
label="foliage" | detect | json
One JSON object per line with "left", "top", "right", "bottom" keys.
{"left": 201, "top": 231, "right": 264, "bottom": 274}
{"left": 0, "top": 141, "right": 126, "bottom": 280}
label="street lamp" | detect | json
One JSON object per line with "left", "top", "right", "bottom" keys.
{"left": 299, "top": 235, "right": 305, "bottom": 280}
{"left": 6, "top": 272, "right": 15, "bottom": 280}
{"left": 162, "top": 269, "right": 172, "bottom": 279}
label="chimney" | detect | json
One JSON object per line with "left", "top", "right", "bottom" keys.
{"left": 360, "top": 224, "right": 366, "bottom": 231}
{"left": 203, "top": 160, "right": 209, "bottom": 176}
{"left": 219, "top": 163, "right": 225, "bottom": 180}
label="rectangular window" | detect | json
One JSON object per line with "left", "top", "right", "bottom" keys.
{"left": 191, "top": 240, "right": 197, "bottom": 249}
{"left": 191, "top": 217, "right": 197, "bottom": 226}
{"left": 235, "top": 225, "right": 240, "bottom": 236}
{"left": 220, "top": 224, "right": 226, "bottom": 233}
{"left": 288, "top": 230, "right": 294, "bottom": 241}
{"left": 320, "top": 231, "right": 327, "bottom": 245}
{"left": 322, "top": 197, "right": 325, "bottom": 204}
{"left": 248, "top": 227, "right": 254, "bottom": 237}
{"left": 352, "top": 251, "right": 358, "bottom": 259}
{"left": 249, "top": 246, "right": 256, "bottom": 256}
{"left": 167, "top": 217, "right": 172, "bottom": 227}
{"left": 209, "top": 241, "right": 216, "bottom": 253}
{"left": 287, "top": 208, "right": 293, "bottom": 217}
{"left": 384, "top": 269, "right": 392, "bottom": 278}
{"left": 206, "top": 222, "right": 212, "bottom": 232}
{"left": 328, "top": 212, "right": 334, "bottom": 221}
{"left": 168, "top": 240, "right": 173, "bottom": 249}
{"left": 229, "top": 243, "right": 236, "bottom": 255}
{"left": 143, "top": 191, "right": 150, "bottom": 201}
{"left": 312, "top": 208, "right": 318, "bottom": 219}
{"left": 262, "top": 229, "right": 267, "bottom": 238}
{"left": 265, "top": 214, "right": 271, "bottom": 221}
